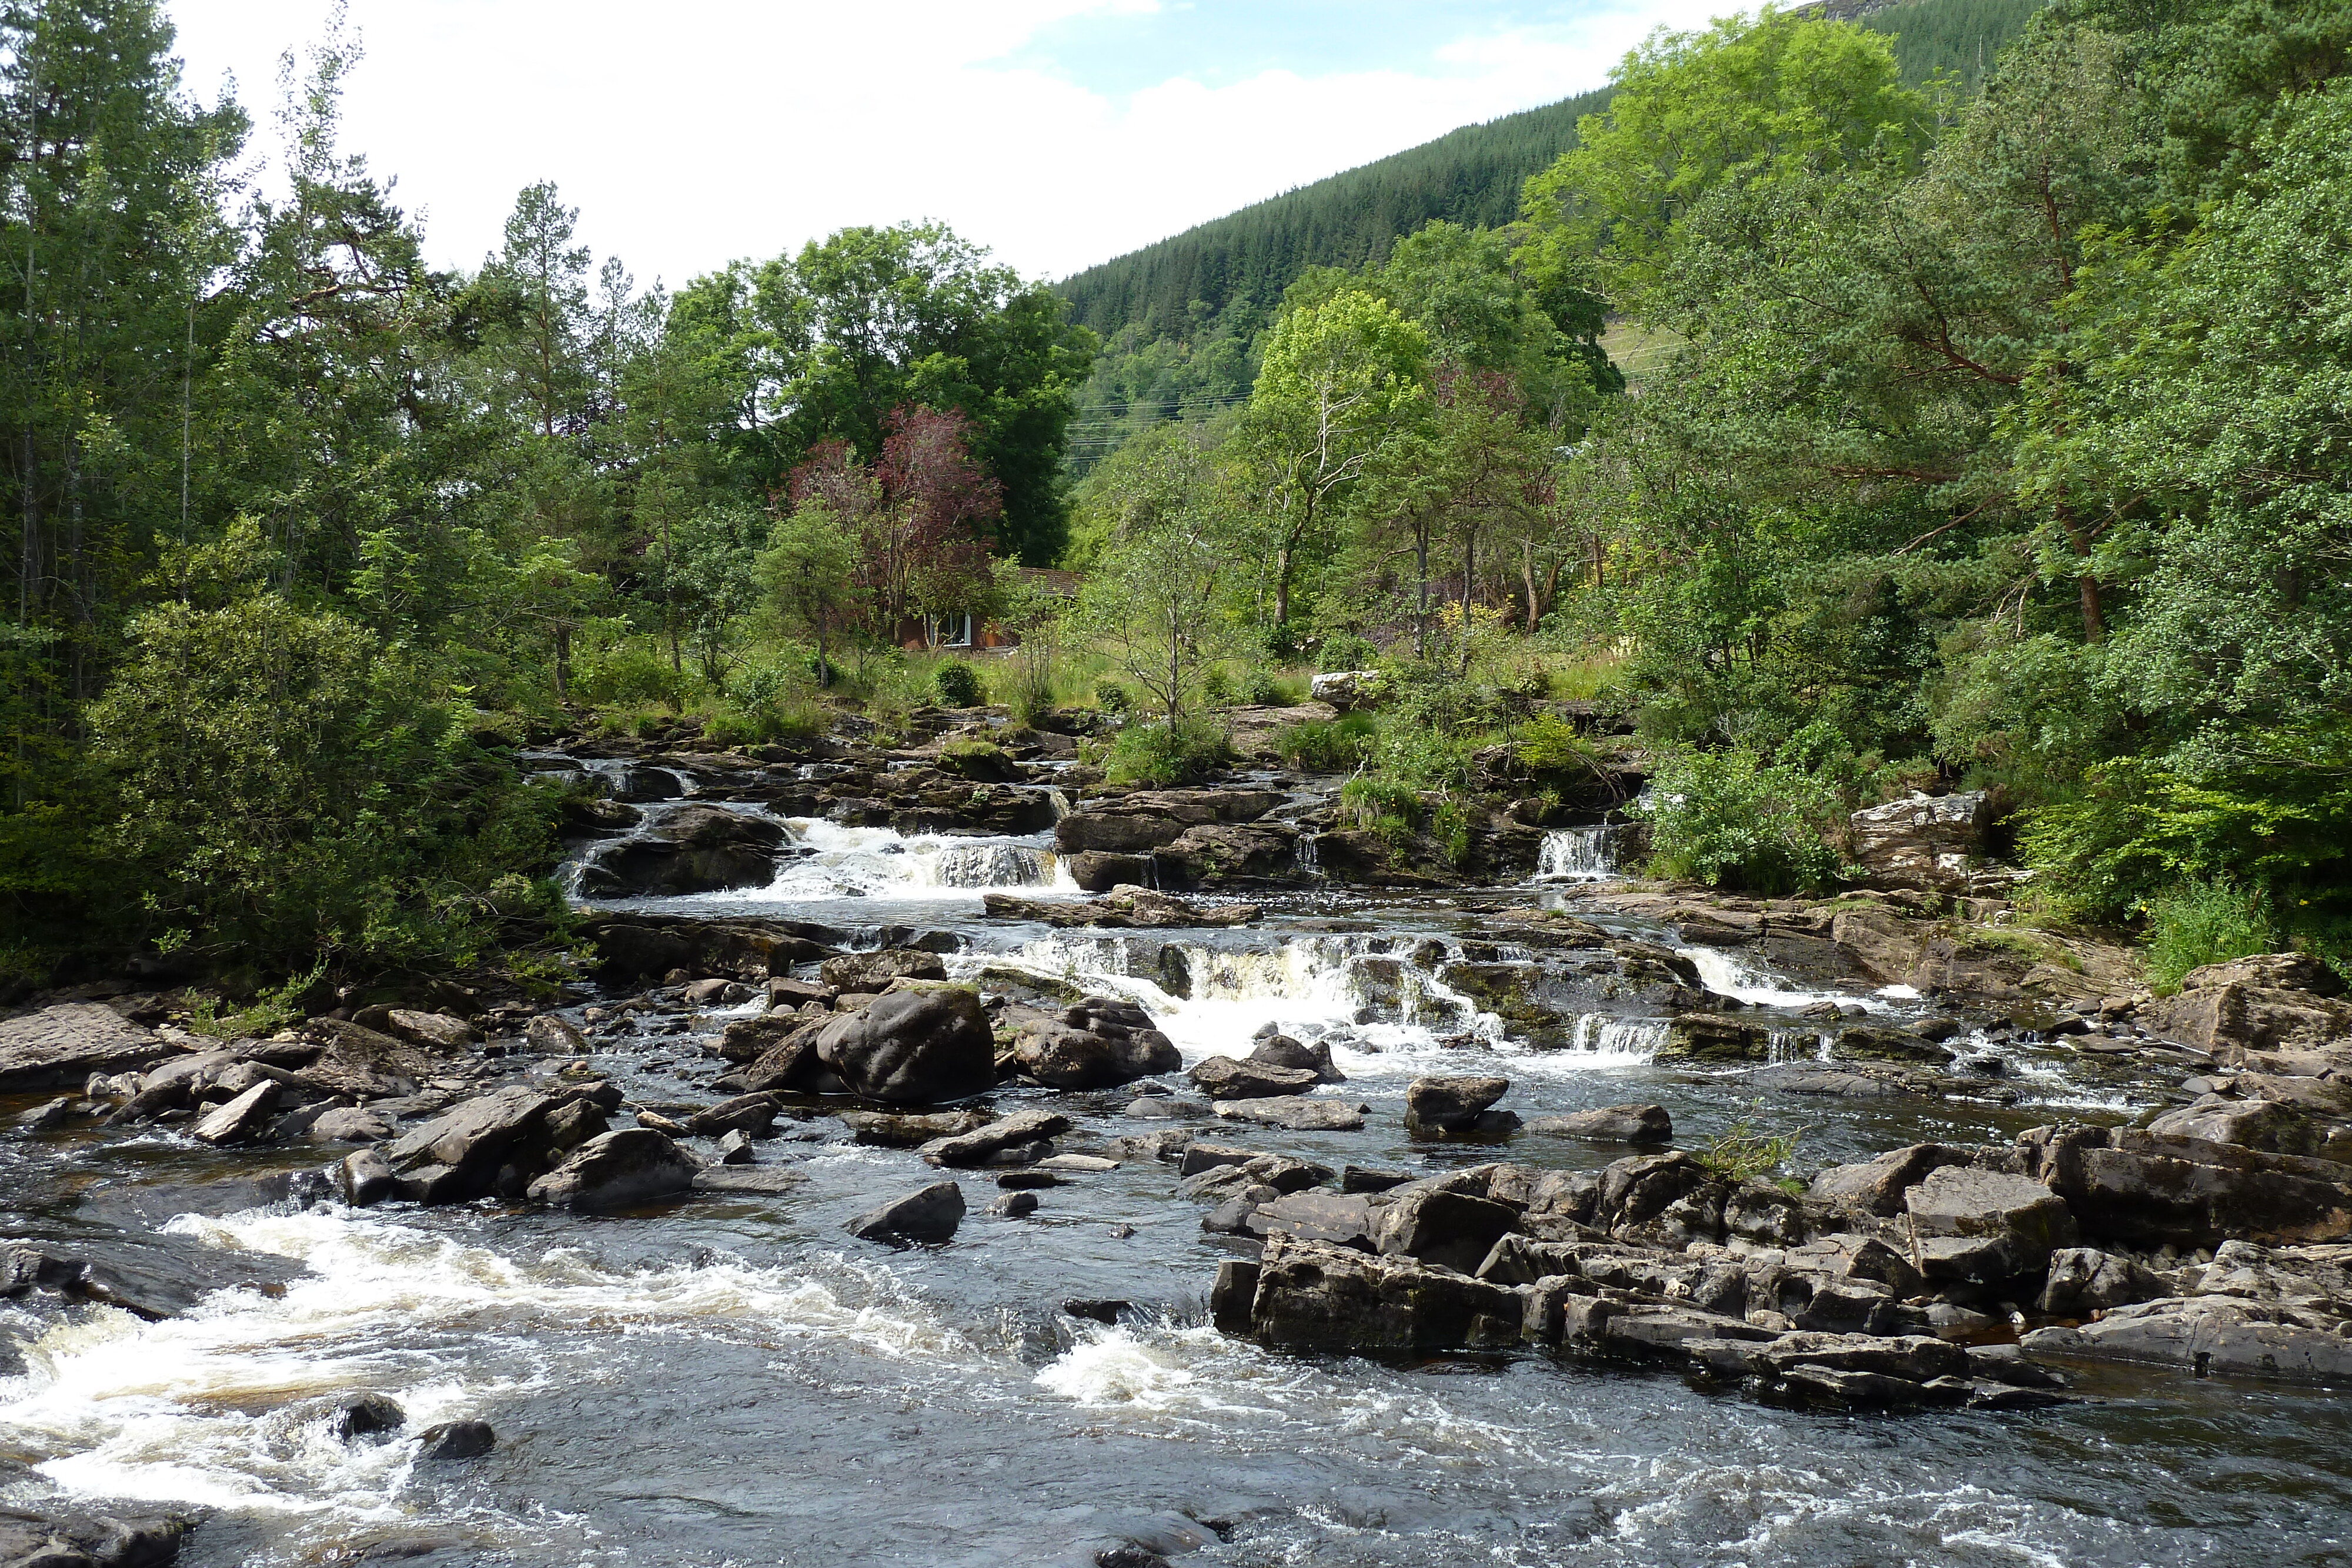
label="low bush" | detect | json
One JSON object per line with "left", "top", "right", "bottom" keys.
{"left": 1094, "top": 680, "right": 1132, "bottom": 713}
{"left": 1696, "top": 1104, "right": 1805, "bottom": 1184}
{"left": 934, "top": 661, "right": 984, "bottom": 708}
{"left": 1105, "top": 718, "right": 1231, "bottom": 786}
{"left": 1277, "top": 711, "right": 1377, "bottom": 772}
{"left": 2142, "top": 879, "right": 2276, "bottom": 994}
{"left": 1632, "top": 747, "right": 1843, "bottom": 895}
{"left": 1318, "top": 631, "right": 1380, "bottom": 672}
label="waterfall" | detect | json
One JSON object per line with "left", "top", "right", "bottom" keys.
{"left": 1535, "top": 824, "right": 1619, "bottom": 882}
{"left": 912, "top": 841, "right": 1063, "bottom": 890}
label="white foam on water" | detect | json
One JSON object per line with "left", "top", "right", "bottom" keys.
{"left": 1678, "top": 945, "right": 1896, "bottom": 1014}
{"left": 0, "top": 1208, "right": 967, "bottom": 1519}
{"left": 958, "top": 933, "right": 1666, "bottom": 1075}
{"left": 1534, "top": 825, "right": 1623, "bottom": 884}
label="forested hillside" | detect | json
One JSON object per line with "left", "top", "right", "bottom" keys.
{"left": 1055, "top": 0, "right": 2045, "bottom": 343}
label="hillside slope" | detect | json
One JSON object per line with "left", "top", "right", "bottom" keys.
{"left": 1054, "top": 0, "right": 2044, "bottom": 339}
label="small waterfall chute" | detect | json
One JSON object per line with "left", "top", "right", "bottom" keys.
{"left": 1535, "top": 824, "right": 1621, "bottom": 882}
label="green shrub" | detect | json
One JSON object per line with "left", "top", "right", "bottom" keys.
{"left": 1695, "top": 1104, "right": 1804, "bottom": 1183}
{"left": 1515, "top": 713, "right": 1597, "bottom": 775}
{"left": 1318, "top": 631, "right": 1380, "bottom": 672}
{"left": 1277, "top": 711, "right": 1377, "bottom": 772}
{"left": 82, "top": 596, "right": 566, "bottom": 969}
{"left": 1094, "top": 680, "right": 1132, "bottom": 713}
{"left": 1632, "top": 747, "right": 1843, "bottom": 895}
{"left": 2143, "top": 880, "right": 2277, "bottom": 994}
{"left": 577, "top": 640, "right": 690, "bottom": 711}
{"left": 1242, "top": 668, "right": 1301, "bottom": 707}
{"left": 934, "top": 661, "right": 984, "bottom": 708}
{"left": 1105, "top": 719, "right": 1231, "bottom": 786}
{"left": 1431, "top": 798, "right": 1475, "bottom": 868}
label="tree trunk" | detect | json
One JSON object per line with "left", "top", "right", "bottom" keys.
{"left": 1521, "top": 539, "right": 1539, "bottom": 632}
{"left": 2060, "top": 506, "right": 2105, "bottom": 643}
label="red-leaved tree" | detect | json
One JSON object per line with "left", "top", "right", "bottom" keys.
{"left": 787, "top": 404, "right": 1001, "bottom": 641}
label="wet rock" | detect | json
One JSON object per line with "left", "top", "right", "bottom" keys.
{"left": 1807, "top": 1144, "right": 1975, "bottom": 1217}
{"left": 308, "top": 1106, "right": 393, "bottom": 1143}
{"left": 1064, "top": 851, "right": 1152, "bottom": 891}
{"left": 821, "top": 948, "right": 948, "bottom": 992}
{"left": 1013, "top": 998, "right": 1181, "bottom": 1089}
{"left": 0, "top": 1509, "right": 194, "bottom": 1568}
{"left": 336, "top": 1148, "right": 399, "bottom": 1206}
{"left": 1373, "top": 1187, "right": 1519, "bottom": 1273}
{"left": 526, "top": 1128, "right": 698, "bottom": 1211}
{"left": 2, "top": 1236, "right": 302, "bottom": 1321}
{"left": 1246, "top": 1032, "right": 1344, "bottom": 1083}
{"left": 375, "top": 1009, "right": 481, "bottom": 1051}
{"left": 840, "top": 1109, "right": 988, "bottom": 1147}
{"left": 684, "top": 1092, "right": 780, "bottom": 1136}
{"left": 844, "top": 1180, "right": 967, "bottom": 1244}
{"left": 814, "top": 987, "right": 995, "bottom": 1104}
{"left": 1189, "top": 1056, "right": 1318, "bottom": 1100}
{"left": 415, "top": 1420, "right": 496, "bottom": 1461}
{"left": 1524, "top": 1104, "right": 1672, "bottom": 1145}
{"left": 0, "top": 1002, "right": 167, "bottom": 1093}
{"left": 1251, "top": 1191, "right": 1381, "bottom": 1249}
{"left": 1403, "top": 1074, "right": 1512, "bottom": 1137}
{"left": 1903, "top": 1166, "right": 2077, "bottom": 1269}
{"left": 766, "top": 977, "right": 836, "bottom": 1010}
{"left": 926, "top": 1109, "right": 1072, "bottom": 1167}
{"left": 2147, "top": 1095, "right": 2352, "bottom": 1160}
{"left": 989, "top": 1191, "right": 1039, "bottom": 1217}
{"left": 383, "top": 1086, "right": 559, "bottom": 1204}
{"left": 1249, "top": 1235, "right": 1522, "bottom": 1352}
{"left": 576, "top": 804, "right": 788, "bottom": 897}
{"left": 332, "top": 1395, "right": 406, "bottom": 1442}
{"left": 1342, "top": 1165, "right": 1414, "bottom": 1194}
{"left": 1054, "top": 788, "right": 1286, "bottom": 857}
{"left": 1832, "top": 1025, "right": 1956, "bottom": 1066}
{"left": 2025, "top": 1124, "right": 2352, "bottom": 1249}
{"left": 582, "top": 913, "right": 837, "bottom": 984}
{"left": 2038, "top": 1246, "right": 2167, "bottom": 1316}
{"left": 189, "top": 1079, "right": 282, "bottom": 1146}
{"left": 1593, "top": 1152, "right": 1719, "bottom": 1240}
{"left": 524, "top": 1014, "right": 589, "bottom": 1055}
{"left": 1653, "top": 1014, "right": 1772, "bottom": 1064}
{"left": 714, "top": 1129, "right": 755, "bottom": 1164}
{"left": 2023, "top": 1297, "right": 2352, "bottom": 1383}
{"left": 691, "top": 1165, "right": 806, "bottom": 1195}
{"left": 1212, "top": 1096, "right": 1368, "bottom": 1131}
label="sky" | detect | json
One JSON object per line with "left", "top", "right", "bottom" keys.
{"left": 161, "top": 0, "right": 1733, "bottom": 292}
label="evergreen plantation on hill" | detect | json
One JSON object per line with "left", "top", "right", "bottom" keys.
{"left": 1054, "top": 0, "right": 2049, "bottom": 343}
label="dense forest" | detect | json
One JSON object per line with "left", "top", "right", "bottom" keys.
{"left": 1058, "top": 0, "right": 2047, "bottom": 469}
{"left": 4, "top": 0, "right": 2350, "bottom": 995}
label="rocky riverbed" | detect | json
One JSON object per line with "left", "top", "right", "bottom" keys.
{"left": 6, "top": 704, "right": 2352, "bottom": 1567}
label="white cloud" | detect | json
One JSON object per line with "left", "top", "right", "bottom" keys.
{"left": 163, "top": 0, "right": 1728, "bottom": 288}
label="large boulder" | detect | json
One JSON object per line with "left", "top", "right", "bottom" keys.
{"left": 1189, "top": 1055, "right": 1318, "bottom": 1100}
{"left": 0, "top": 1002, "right": 168, "bottom": 1093}
{"left": 382, "top": 1085, "right": 559, "bottom": 1203}
{"left": 924, "top": 1109, "right": 1071, "bottom": 1167}
{"left": 2025, "top": 1124, "right": 2352, "bottom": 1249}
{"left": 1214, "top": 1096, "right": 1368, "bottom": 1131}
{"left": 1846, "top": 791, "right": 1990, "bottom": 890}
{"left": 1404, "top": 1075, "right": 1514, "bottom": 1136}
{"left": 1808, "top": 1144, "right": 1976, "bottom": 1217}
{"left": 1053, "top": 788, "right": 1287, "bottom": 856}
{"left": 1653, "top": 1014, "right": 1773, "bottom": 1064}
{"left": 1372, "top": 1186, "right": 1521, "bottom": 1273}
{"left": 526, "top": 1129, "right": 697, "bottom": 1211}
{"left": 583, "top": 914, "right": 837, "bottom": 982}
{"left": 575, "top": 803, "right": 789, "bottom": 897}
{"left": 2023, "top": 1297, "right": 2352, "bottom": 1383}
{"left": 813, "top": 987, "right": 995, "bottom": 1104}
{"left": 2145, "top": 954, "right": 2352, "bottom": 1061}
{"left": 1013, "top": 998, "right": 1180, "bottom": 1089}
{"left": 1308, "top": 670, "right": 1384, "bottom": 713}
{"left": 1246, "top": 1032, "right": 1344, "bottom": 1084}
{"left": 2148, "top": 1095, "right": 2352, "bottom": 1161}
{"left": 1247, "top": 1235, "right": 1522, "bottom": 1352}
{"left": 844, "top": 1181, "right": 966, "bottom": 1244}
{"left": 2037, "top": 1247, "right": 2167, "bottom": 1317}
{"left": 1525, "top": 1104, "right": 1672, "bottom": 1145}
{"left": 1902, "top": 1166, "right": 2077, "bottom": 1272}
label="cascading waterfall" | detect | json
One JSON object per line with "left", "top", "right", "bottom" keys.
{"left": 1535, "top": 824, "right": 1620, "bottom": 882}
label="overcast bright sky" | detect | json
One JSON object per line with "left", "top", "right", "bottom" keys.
{"left": 161, "top": 0, "right": 1731, "bottom": 290}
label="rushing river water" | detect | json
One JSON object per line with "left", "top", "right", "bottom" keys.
{"left": 8, "top": 807, "right": 2352, "bottom": 1567}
